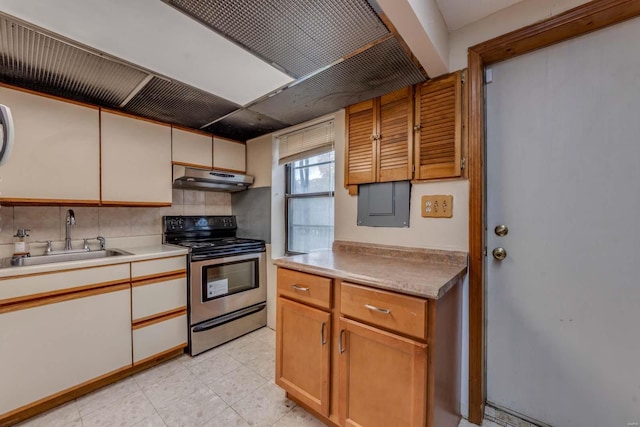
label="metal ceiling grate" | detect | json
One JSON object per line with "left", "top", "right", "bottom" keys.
{"left": 164, "top": 0, "right": 389, "bottom": 78}
{"left": 123, "top": 77, "right": 241, "bottom": 129}
{"left": 0, "top": 15, "right": 149, "bottom": 107}
{"left": 249, "top": 37, "right": 426, "bottom": 125}
{"left": 203, "top": 109, "right": 290, "bottom": 142}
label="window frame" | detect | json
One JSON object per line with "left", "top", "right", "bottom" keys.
{"left": 284, "top": 154, "right": 335, "bottom": 255}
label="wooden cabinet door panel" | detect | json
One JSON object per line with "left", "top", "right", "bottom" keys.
{"left": 346, "top": 99, "right": 376, "bottom": 185}
{"left": 378, "top": 87, "right": 413, "bottom": 182}
{"left": 276, "top": 297, "right": 331, "bottom": 416}
{"left": 415, "top": 71, "right": 462, "bottom": 180}
{"left": 339, "top": 317, "right": 427, "bottom": 427}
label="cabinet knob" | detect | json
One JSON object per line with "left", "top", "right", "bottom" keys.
{"left": 413, "top": 125, "right": 422, "bottom": 131}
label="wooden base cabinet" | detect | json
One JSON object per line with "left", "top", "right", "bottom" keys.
{"left": 276, "top": 267, "right": 462, "bottom": 427}
{"left": 338, "top": 318, "right": 427, "bottom": 427}
{"left": 276, "top": 297, "right": 331, "bottom": 416}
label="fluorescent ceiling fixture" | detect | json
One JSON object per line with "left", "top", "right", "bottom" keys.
{"left": 0, "top": 0, "right": 294, "bottom": 105}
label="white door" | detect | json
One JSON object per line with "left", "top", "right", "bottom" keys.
{"left": 486, "top": 16, "right": 640, "bottom": 427}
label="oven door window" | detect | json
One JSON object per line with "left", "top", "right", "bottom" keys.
{"left": 201, "top": 259, "right": 258, "bottom": 301}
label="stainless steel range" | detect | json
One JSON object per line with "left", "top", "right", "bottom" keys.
{"left": 163, "top": 215, "right": 266, "bottom": 356}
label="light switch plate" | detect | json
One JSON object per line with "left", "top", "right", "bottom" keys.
{"left": 421, "top": 195, "right": 453, "bottom": 218}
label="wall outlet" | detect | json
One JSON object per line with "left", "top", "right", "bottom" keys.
{"left": 421, "top": 195, "right": 453, "bottom": 218}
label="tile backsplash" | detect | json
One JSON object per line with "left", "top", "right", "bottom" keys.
{"left": 0, "top": 189, "right": 231, "bottom": 256}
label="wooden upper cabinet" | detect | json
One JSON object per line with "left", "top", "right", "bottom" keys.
{"left": 346, "top": 99, "right": 376, "bottom": 185}
{"left": 378, "top": 87, "right": 413, "bottom": 182}
{"left": 345, "top": 87, "right": 413, "bottom": 186}
{"left": 0, "top": 86, "right": 100, "bottom": 204}
{"left": 414, "top": 71, "right": 463, "bottom": 180}
{"left": 213, "top": 137, "right": 246, "bottom": 173}
{"left": 171, "top": 127, "right": 213, "bottom": 169}
{"left": 100, "top": 111, "right": 172, "bottom": 206}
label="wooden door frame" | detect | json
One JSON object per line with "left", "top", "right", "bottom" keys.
{"left": 466, "top": 0, "right": 640, "bottom": 423}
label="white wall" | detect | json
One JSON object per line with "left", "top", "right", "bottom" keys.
{"left": 334, "top": 109, "right": 469, "bottom": 250}
{"left": 448, "top": 0, "right": 590, "bottom": 71}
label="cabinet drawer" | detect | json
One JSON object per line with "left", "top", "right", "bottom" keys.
{"left": 131, "top": 256, "right": 186, "bottom": 281}
{"left": 132, "top": 313, "right": 187, "bottom": 364}
{"left": 340, "top": 282, "right": 428, "bottom": 340}
{"left": 132, "top": 275, "right": 187, "bottom": 322}
{"left": 0, "top": 263, "right": 130, "bottom": 304}
{"left": 277, "top": 269, "right": 331, "bottom": 310}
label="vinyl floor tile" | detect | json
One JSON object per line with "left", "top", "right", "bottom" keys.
{"left": 12, "top": 327, "right": 487, "bottom": 427}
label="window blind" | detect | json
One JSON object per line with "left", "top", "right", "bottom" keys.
{"left": 277, "top": 120, "right": 335, "bottom": 165}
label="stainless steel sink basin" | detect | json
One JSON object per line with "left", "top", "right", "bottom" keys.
{"left": 2, "top": 249, "right": 133, "bottom": 268}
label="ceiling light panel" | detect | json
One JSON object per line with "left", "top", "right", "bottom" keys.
{"left": 249, "top": 37, "right": 425, "bottom": 125}
{"left": 203, "top": 109, "right": 289, "bottom": 142}
{"left": 123, "top": 77, "right": 240, "bottom": 129}
{"left": 0, "top": 15, "right": 149, "bottom": 107}
{"left": 164, "top": 0, "right": 390, "bottom": 78}
{"left": 0, "top": 0, "right": 293, "bottom": 105}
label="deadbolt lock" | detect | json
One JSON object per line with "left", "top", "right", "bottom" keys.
{"left": 494, "top": 224, "right": 509, "bottom": 237}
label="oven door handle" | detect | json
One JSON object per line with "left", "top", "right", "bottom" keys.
{"left": 192, "top": 303, "right": 267, "bottom": 333}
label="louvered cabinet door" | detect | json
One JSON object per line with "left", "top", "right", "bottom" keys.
{"left": 346, "top": 100, "right": 376, "bottom": 185}
{"left": 378, "top": 87, "right": 413, "bottom": 182}
{"left": 415, "top": 71, "right": 462, "bottom": 180}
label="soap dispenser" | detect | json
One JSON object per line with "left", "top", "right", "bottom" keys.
{"left": 13, "top": 228, "right": 31, "bottom": 256}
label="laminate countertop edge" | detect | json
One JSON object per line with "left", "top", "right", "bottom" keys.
{"left": 274, "top": 249, "right": 468, "bottom": 300}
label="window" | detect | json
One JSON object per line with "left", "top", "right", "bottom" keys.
{"left": 285, "top": 151, "right": 335, "bottom": 254}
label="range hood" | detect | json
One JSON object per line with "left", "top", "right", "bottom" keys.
{"left": 173, "top": 165, "right": 254, "bottom": 192}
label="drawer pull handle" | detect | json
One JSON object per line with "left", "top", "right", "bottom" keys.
{"left": 321, "top": 321, "right": 327, "bottom": 345}
{"left": 291, "top": 284, "right": 310, "bottom": 292}
{"left": 364, "top": 304, "right": 391, "bottom": 315}
{"left": 339, "top": 329, "right": 346, "bottom": 353}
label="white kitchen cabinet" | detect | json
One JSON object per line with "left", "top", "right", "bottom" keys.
{"left": 131, "top": 255, "right": 188, "bottom": 365}
{"left": 0, "top": 86, "right": 100, "bottom": 204}
{"left": 0, "top": 285, "right": 132, "bottom": 416}
{"left": 213, "top": 137, "right": 246, "bottom": 172}
{"left": 100, "top": 111, "right": 172, "bottom": 205}
{"left": 172, "top": 127, "right": 213, "bottom": 169}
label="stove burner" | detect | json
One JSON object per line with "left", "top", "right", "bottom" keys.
{"left": 163, "top": 216, "right": 265, "bottom": 260}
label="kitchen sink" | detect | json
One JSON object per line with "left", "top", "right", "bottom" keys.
{"left": 2, "top": 249, "right": 133, "bottom": 268}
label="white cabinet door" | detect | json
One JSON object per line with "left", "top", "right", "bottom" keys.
{"left": 213, "top": 137, "right": 246, "bottom": 172}
{"left": 0, "top": 87, "right": 100, "bottom": 203}
{"left": 172, "top": 127, "right": 212, "bottom": 168}
{"left": 101, "top": 111, "right": 172, "bottom": 205}
{"left": 0, "top": 286, "right": 132, "bottom": 416}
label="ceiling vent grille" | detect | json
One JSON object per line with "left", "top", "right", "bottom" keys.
{"left": 123, "top": 77, "right": 240, "bottom": 129}
{"left": 164, "top": 0, "right": 389, "bottom": 78}
{"left": 203, "top": 108, "right": 289, "bottom": 142}
{"left": 0, "top": 15, "right": 149, "bottom": 107}
{"left": 249, "top": 37, "right": 426, "bottom": 125}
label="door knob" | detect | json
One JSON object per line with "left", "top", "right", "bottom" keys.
{"left": 492, "top": 247, "right": 507, "bottom": 260}
{"left": 494, "top": 224, "right": 509, "bottom": 237}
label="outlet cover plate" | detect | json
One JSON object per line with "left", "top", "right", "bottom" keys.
{"left": 421, "top": 195, "right": 453, "bottom": 218}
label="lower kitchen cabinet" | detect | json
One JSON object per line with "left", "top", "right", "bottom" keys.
{"left": 276, "top": 297, "right": 331, "bottom": 416}
{"left": 131, "top": 255, "right": 188, "bottom": 365}
{"left": 0, "top": 284, "right": 132, "bottom": 417}
{"left": 276, "top": 267, "right": 462, "bottom": 427}
{"left": 338, "top": 318, "right": 427, "bottom": 427}
{"left": 132, "top": 312, "right": 187, "bottom": 364}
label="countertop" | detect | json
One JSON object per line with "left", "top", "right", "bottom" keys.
{"left": 0, "top": 244, "right": 188, "bottom": 279}
{"left": 274, "top": 240, "right": 468, "bottom": 300}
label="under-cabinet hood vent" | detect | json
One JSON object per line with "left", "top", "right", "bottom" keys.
{"left": 173, "top": 165, "right": 254, "bottom": 192}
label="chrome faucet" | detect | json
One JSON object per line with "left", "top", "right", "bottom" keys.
{"left": 64, "top": 209, "right": 76, "bottom": 251}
